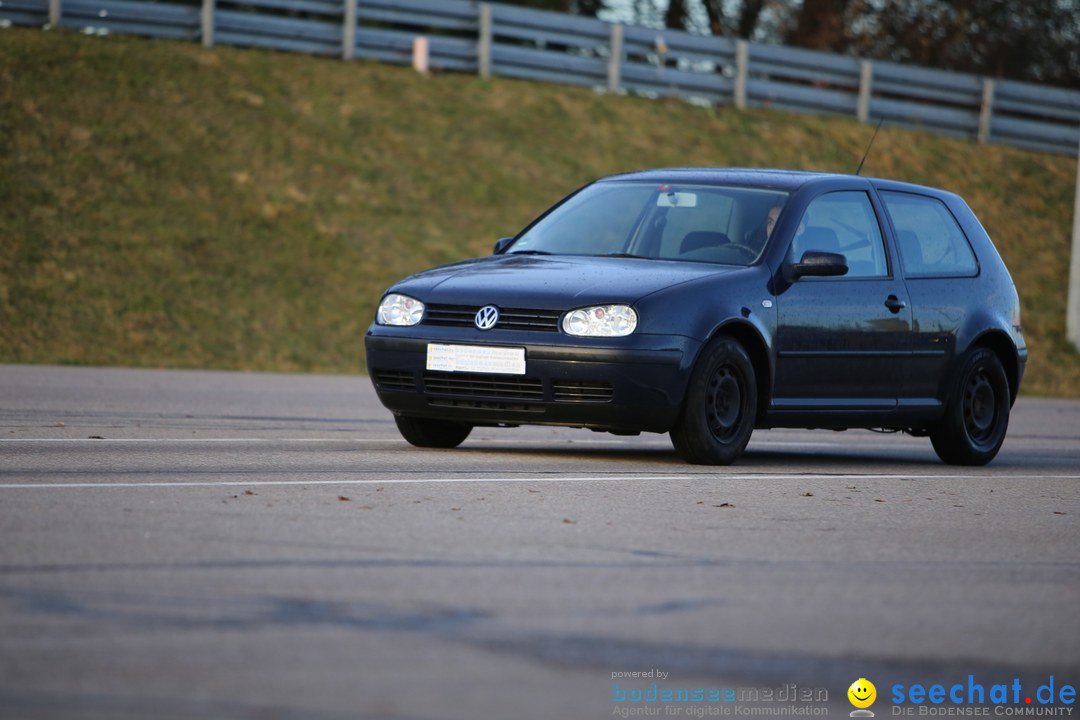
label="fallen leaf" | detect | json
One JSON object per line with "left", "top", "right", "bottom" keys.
{"left": 338, "top": 496, "right": 351, "bottom": 502}
{"left": 562, "top": 518, "right": 577, "bottom": 524}
{"left": 714, "top": 503, "right": 735, "bottom": 508}
{"left": 801, "top": 492, "right": 814, "bottom": 497}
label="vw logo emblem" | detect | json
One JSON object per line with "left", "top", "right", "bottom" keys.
{"left": 474, "top": 305, "right": 499, "bottom": 330}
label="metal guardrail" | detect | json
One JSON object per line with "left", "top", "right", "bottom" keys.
{"left": 3, "top": 0, "right": 1079, "bottom": 156}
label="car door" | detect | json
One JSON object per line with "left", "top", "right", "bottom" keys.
{"left": 879, "top": 189, "right": 981, "bottom": 408}
{"left": 772, "top": 190, "right": 913, "bottom": 412}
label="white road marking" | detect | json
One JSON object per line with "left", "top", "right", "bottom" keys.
{"left": 0, "top": 437, "right": 393, "bottom": 443}
{"left": 0, "top": 473, "right": 1076, "bottom": 490}
{"left": 0, "top": 437, "right": 881, "bottom": 449}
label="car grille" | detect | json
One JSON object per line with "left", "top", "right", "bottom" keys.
{"left": 424, "top": 304, "right": 561, "bottom": 332}
{"left": 423, "top": 372, "right": 544, "bottom": 399}
{"left": 427, "top": 398, "right": 545, "bottom": 413}
{"left": 374, "top": 370, "right": 614, "bottom": 407}
{"left": 422, "top": 373, "right": 612, "bottom": 404}
{"left": 372, "top": 369, "right": 417, "bottom": 391}
{"left": 552, "top": 380, "right": 614, "bottom": 403}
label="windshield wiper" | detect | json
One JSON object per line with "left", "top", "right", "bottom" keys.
{"left": 508, "top": 250, "right": 553, "bottom": 255}
{"left": 599, "top": 252, "right": 649, "bottom": 259}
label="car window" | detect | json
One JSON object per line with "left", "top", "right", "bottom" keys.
{"left": 656, "top": 191, "right": 736, "bottom": 258}
{"left": 879, "top": 191, "right": 978, "bottom": 277}
{"left": 512, "top": 183, "right": 655, "bottom": 256}
{"left": 510, "top": 182, "right": 788, "bottom": 266}
{"left": 789, "top": 191, "right": 889, "bottom": 278}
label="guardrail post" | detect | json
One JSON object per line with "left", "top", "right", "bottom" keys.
{"left": 413, "top": 36, "right": 429, "bottom": 74}
{"left": 978, "top": 78, "right": 995, "bottom": 143}
{"left": 607, "top": 23, "right": 623, "bottom": 93}
{"left": 48, "top": 0, "right": 60, "bottom": 26}
{"left": 478, "top": 2, "right": 492, "bottom": 79}
{"left": 201, "top": 0, "right": 214, "bottom": 48}
{"left": 734, "top": 39, "right": 748, "bottom": 109}
{"left": 342, "top": 0, "right": 356, "bottom": 60}
{"left": 857, "top": 60, "right": 873, "bottom": 123}
{"left": 1068, "top": 136, "right": 1080, "bottom": 351}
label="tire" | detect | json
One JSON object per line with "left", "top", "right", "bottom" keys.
{"left": 930, "top": 347, "right": 1010, "bottom": 466}
{"left": 394, "top": 415, "right": 472, "bottom": 449}
{"left": 670, "top": 337, "right": 757, "bottom": 465}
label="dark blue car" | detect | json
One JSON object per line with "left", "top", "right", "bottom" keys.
{"left": 365, "top": 168, "right": 1026, "bottom": 465}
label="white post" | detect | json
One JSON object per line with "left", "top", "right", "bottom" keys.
{"left": 478, "top": 2, "right": 492, "bottom": 79}
{"left": 607, "top": 23, "right": 622, "bottom": 93}
{"left": 342, "top": 0, "right": 356, "bottom": 60}
{"left": 412, "top": 36, "right": 429, "bottom": 75}
{"left": 857, "top": 60, "right": 873, "bottom": 123}
{"left": 1067, "top": 135, "right": 1080, "bottom": 351}
{"left": 734, "top": 39, "right": 748, "bottom": 109}
{"left": 201, "top": 0, "right": 214, "bottom": 48}
{"left": 48, "top": 0, "right": 60, "bottom": 26}
{"left": 978, "top": 79, "right": 995, "bottom": 144}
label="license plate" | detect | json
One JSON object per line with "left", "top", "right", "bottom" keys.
{"left": 426, "top": 343, "right": 526, "bottom": 375}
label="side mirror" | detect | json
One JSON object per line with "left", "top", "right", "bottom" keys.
{"left": 783, "top": 251, "right": 848, "bottom": 282}
{"left": 493, "top": 237, "right": 514, "bottom": 255}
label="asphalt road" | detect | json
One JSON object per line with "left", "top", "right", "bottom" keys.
{"left": 1, "top": 365, "right": 1078, "bottom": 720}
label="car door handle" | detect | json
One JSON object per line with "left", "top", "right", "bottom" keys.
{"left": 884, "top": 295, "right": 907, "bottom": 313}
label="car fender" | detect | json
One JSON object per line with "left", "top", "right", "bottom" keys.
{"left": 945, "top": 307, "right": 1023, "bottom": 404}
{"left": 634, "top": 268, "right": 776, "bottom": 409}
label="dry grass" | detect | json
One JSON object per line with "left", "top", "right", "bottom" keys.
{"left": 1, "top": 27, "right": 1077, "bottom": 395}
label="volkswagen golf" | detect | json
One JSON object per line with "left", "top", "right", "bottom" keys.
{"left": 365, "top": 168, "right": 1026, "bottom": 466}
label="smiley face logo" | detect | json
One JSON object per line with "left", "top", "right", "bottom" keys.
{"left": 848, "top": 678, "right": 877, "bottom": 709}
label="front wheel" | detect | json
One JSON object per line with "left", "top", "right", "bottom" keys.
{"left": 394, "top": 415, "right": 472, "bottom": 449}
{"left": 930, "top": 347, "right": 1010, "bottom": 466}
{"left": 670, "top": 337, "right": 757, "bottom": 465}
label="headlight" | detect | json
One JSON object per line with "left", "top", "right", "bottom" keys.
{"left": 376, "top": 293, "right": 425, "bottom": 326}
{"left": 562, "top": 305, "right": 637, "bottom": 337}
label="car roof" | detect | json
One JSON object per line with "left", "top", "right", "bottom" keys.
{"left": 598, "top": 167, "right": 955, "bottom": 198}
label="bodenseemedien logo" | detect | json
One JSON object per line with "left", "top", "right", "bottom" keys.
{"left": 849, "top": 678, "right": 878, "bottom": 717}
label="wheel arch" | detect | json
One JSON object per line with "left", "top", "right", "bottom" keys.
{"left": 705, "top": 320, "right": 773, "bottom": 422}
{"left": 966, "top": 330, "right": 1021, "bottom": 406}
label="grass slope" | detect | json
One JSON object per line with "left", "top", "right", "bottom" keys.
{"left": 1, "top": 28, "right": 1078, "bottom": 396}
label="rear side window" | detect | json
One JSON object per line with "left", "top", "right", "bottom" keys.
{"left": 880, "top": 191, "right": 978, "bottom": 277}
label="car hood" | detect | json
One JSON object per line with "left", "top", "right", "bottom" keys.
{"left": 388, "top": 254, "right": 743, "bottom": 308}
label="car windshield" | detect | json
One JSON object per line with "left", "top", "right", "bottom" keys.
{"left": 508, "top": 181, "right": 789, "bottom": 266}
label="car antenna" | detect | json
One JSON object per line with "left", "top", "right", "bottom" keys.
{"left": 855, "top": 117, "right": 884, "bottom": 176}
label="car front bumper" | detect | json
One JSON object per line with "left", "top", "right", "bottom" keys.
{"left": 364, "top": 328, "right": 700, "bottom": 434}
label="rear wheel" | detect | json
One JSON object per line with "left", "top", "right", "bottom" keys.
{"left": 394, "top": 415, "right": 472, "bottom": 449}
{"left": 670, "top": 337, "right": 757, "bottom": 465}
{"left": 930, "top": 347, "right": 1010, "bottom": 466}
